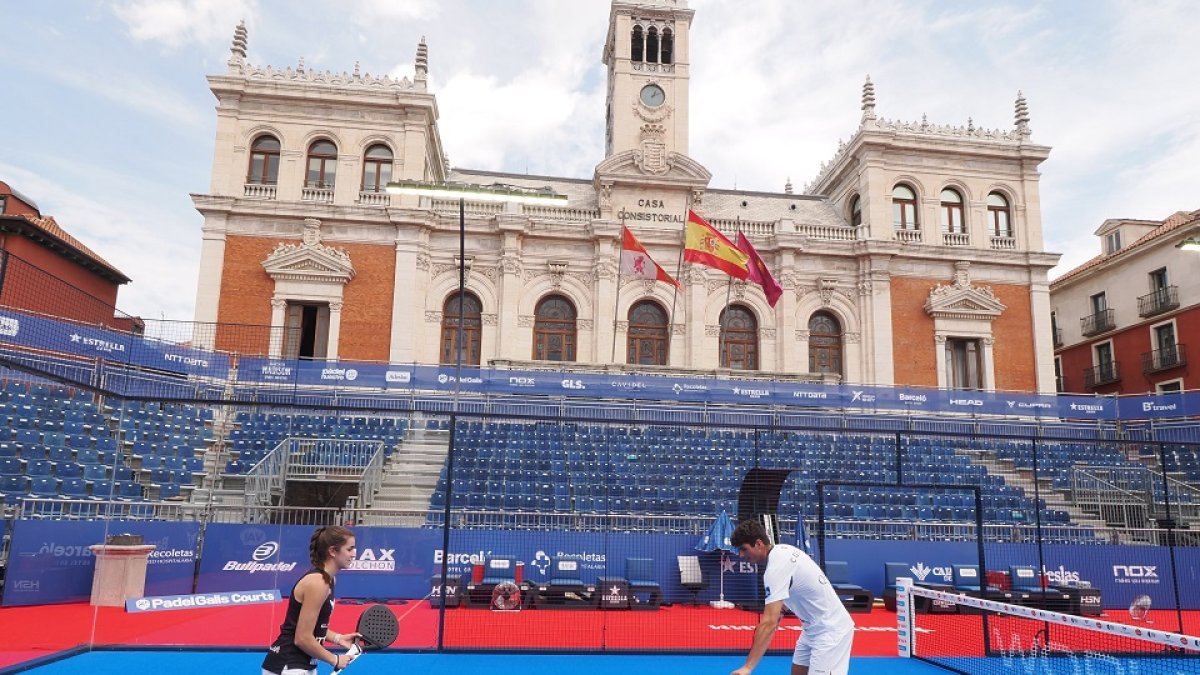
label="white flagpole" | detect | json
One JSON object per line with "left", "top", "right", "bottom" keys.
{"left": 611, "top": 223, "right": 625, "bottom": 363}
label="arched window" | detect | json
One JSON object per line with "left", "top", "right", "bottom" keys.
{"left": 627, "top": 300, "right": 668, "bottom": 366}
{"left": 440, "top": 292, "right": 482, "bottom": 366}
{"left": 631, "top": 25, "right": 644, "bottom": 62}
{"left": 849, "top": 195, "right": 862, "bottom": 228}
{"left": 247, "top": 135, "right": 280, "bottom": 185}
{"left": 940, "top": 188, "right": 965, "bottom": 233}
{"left": 533, "top": 295, "right": 577, "bottom": 362}
{"left": 719, "top": 305, "right": 758, "bottom": 370}
{"left": 305, "top": 140, "right": 338, "bottom": 188}
{"left": 646, "top": 27, "right": 659, "bottom": 64}
{"left": 893, "top": 184, "right": 918, "bottom": 230}
{"left": 661, "top": 28, "right": 674, "bottom": 64}
{"left": 808, "top": 311, "right": 843, "bottom": 376}
{"left": 361, "top": 144, "right": 393, "bottom": 193}
{"left": 988, "top": 192, "right": 1012, "bottom": 237}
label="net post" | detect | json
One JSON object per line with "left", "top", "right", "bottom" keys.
{"left": 895, "top": 576, "right": 913, "bottom": 658}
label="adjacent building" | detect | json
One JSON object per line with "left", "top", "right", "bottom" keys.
{"left": 1050, "top": 210, "right": 1200, "bottom": 395}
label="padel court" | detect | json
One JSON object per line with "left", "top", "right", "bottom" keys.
{"left": 3, "top": 599, "right": 1199, "bottom": 674}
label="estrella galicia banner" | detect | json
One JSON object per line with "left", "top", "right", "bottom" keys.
{"left": 2, "top": 519, "right": 199, "bottom": 606}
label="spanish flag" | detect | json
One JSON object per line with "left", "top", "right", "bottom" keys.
{"left": 683, "top": 211, "right": 749, "bottom": 280}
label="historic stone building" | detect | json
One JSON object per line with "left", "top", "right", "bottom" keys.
{"left": 192, "top": 0, "right": 1061, "bottom": 393}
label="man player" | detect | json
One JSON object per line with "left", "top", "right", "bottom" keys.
{"left": 730, "top": 519, "right": 854, "bottom": 675}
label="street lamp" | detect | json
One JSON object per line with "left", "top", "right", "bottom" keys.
{"left": 385, "top": 178, "right": 565, "bottom": 646}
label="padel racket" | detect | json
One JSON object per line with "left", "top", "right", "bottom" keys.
{"left": 333, "top": 604, "right": 398, "bottom": 672}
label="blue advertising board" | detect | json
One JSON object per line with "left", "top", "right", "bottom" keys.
{"left": 2, "top": 519, "right": 200, "bottom": 607}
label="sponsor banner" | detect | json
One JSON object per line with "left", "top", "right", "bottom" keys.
{"left": 774, "top": 382, "right": 841, "bottom": 406}
{"left": 1118, "top": 394, "right": 1194, "bottom": 420}
{"left": 411, "top": 365, "right": 488, "bottom": 394}
{"left": 0, "top": 308, "right": 228, "bottom": 378}
{"left": 126, "top": 589, "right": 280, "bottom": 612}
{"left": 2, "top": 520, "right": 199, "bottom": 607}
{"left": 1058, "top": 395, "right": 1117, "bottom": 420}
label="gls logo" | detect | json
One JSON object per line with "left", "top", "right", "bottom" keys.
{"left": 561, "top": 379, "right": 585, "bottom": 390}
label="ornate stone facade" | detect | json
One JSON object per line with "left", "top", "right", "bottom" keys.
{"left": 192, "top": 0, "right": 1061, "bottom": 392}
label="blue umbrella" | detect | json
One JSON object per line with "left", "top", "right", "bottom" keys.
{"left": 695, "top": 508, "right": 736, "bottom": 608}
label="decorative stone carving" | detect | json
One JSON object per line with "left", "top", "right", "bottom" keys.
{"left": 329, "top": 301, "right": 343, "bottom": 312}
{"left": 261, "top": 218, "right": 355, "bottom": 284}
{"left": 691, "top": 188, "right": 704, "bottom": 207}
{"left": 578, "top": 319, "right": 594, "bottom": 331}
{"left": 476, "top": 266, "right": 500, "bottom": 285}
{"left": 270, "top": 298, "right": 287, "bottom": 310}
{"left": 733, "top": 281, "right": 747, "bottom": 300}
{"left": 599, "top": 182, "right": 614, "bottom": 209}
{"left": 425, "top": 311, "right": 443, "bottom": 323}
{"left": 500, "top": 254, "right": 523, "bottom": 276}
{"left": 779, "top": 272, "right": 799, "bottom": 291}
{"left": 415, "top": 252, "right": 431, "bottom": 271}
{"left": 857, "top": 281, "right": 873, "bottom": 296}
{"left": 518, "top": 315, "right": 535, "bottom": 327}
{"left": 818, "top": 279, "right": 839, "bottom": 307}
{"left": 983, "top": 336, "right": 995, "bottom": 346}
{"left": 705, "top": 325, "right": 722, "bottom": 337}
{"left": 795, "top": 329, "right": 810, "bottom": 342}
{"left": 548, "top": 260, "right": 568, "bottom": 289}
{"left": 672, "top": 323, "right": 686, "bottom": 336}
{"left": 844, "top": 332, "right": 861, "bottom": 344}
{"left": 935, "top": 334, "right": 947, "bottom": 344}
{"left": 482, "top": 313, "right": 498, "bottom": 326}
{"left": 761, "top": 328, "right": 776, "bottom": 339}
{"left": 925, "top": 261, "right": 1007, "bottom": 320}
{"left": 641, "top": 279, "right": 656, "bottom": 296}
{"left": 594, "top": 259, "right": 617, "bottom": 281}
{"left": 687, "top": 266, "right": 707, "bottom": 284}
{"left": 616, "top": 321, "right": 629, "bottom": 334}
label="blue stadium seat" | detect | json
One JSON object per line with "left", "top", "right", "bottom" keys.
{"left": 29, "top": 476, "right": 58, "bottom": 498}
{"left": 61, "top": 477, "right": 88, "bottom": 499}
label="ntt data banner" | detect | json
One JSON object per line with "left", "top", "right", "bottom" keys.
{"left": 2, "top": 519, "right": 199, "bottom": 607}
{"left": 0, "top": 308, "right": 228, "bottom": 378}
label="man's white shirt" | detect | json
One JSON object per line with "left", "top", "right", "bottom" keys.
{"left": 762, "top": 544, "right": 854, "bottom": 640}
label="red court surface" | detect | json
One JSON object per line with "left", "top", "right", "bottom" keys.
{"left": 1, "top": 602, "right": 1196, "bottom": 670}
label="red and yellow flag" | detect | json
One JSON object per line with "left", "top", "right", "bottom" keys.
{"left": 683, "top": 210, "right": 749, "bottom": 280}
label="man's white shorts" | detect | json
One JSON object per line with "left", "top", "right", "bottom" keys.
{"left": 792, "top": 628, "right": 853, "bottom": 675}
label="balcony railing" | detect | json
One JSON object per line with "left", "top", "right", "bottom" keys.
{"left": 301, "top": 186, "right": 334, "bottom": 203}
{"left": 989, "top": 235, "right": 1017, "bottom": 250}
{"left": 1142, "top": 344, "right": 1186, "bottom": 374}
{"left": 894, "top": 228, "right": 923, "bottom": 243}
{"left": 357, "top": 190, "right": 390, "bottom": 206}
{"left": 1083, "top": 361, "right": 1120, "bottom": 388}
{"left": 1080, "top": 308, "right": 1115, "bottom": 337}
{"left": 1137, "top": 286, "right": 1179, "bottom": 318}
{"left": 942, "top": 232, "right": 970, "bottom": 246}
{"left": 243, "top": 183, "right": 277, "bottom": 199}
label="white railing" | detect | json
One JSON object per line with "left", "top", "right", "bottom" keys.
{"left": 990, "top": 235, "right": 1017, "bottom": 250}
{"left": 285, "top": 438, "right": 386, "bottom": 508}
{"left": 709, "top": 218, "right": 776, "bottom": 237}
{"left": 357, "top": 191, "right": 390, "bottom": 206}
{"left": 431, "top": 199, "right": 504, "bottom": 216}
{"left": 244, "top": 439, "right": 290, "bottom": 507}
{"left": 793, "top": 223, "right": 858, "bottom": 241}
{"left": 243, "top": 183, "right": 276, "bottom": 199}
{"left": 523, "top": 205, "right": 600, "bottom": 221}
{"left": 894, "top": 228, "right": 923, "bottom": 243}
{"left": 942, "top": 232, "right": 970, "bottom": 246}
{"left": 301, "top": 186, "right": 334, "bottom": 203}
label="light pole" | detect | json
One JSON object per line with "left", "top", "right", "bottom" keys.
{"left": 385, "top": 178, "right": 565, "bottom": 644}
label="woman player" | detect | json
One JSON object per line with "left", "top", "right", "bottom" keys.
{"left": 262, "top": 525, "right": 361, "bottom": 675}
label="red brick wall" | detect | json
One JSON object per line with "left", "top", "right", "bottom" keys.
{"left": 890, "top": 277, "right": 1038, "bottom": 392}
{"left": 0, "top": 238, "right": 122, "bottom": 326}
{"left": 215, "top": 235, "right": 395, "bottom": 361}
{"left": 1058, "top": 305, "right": 1199, "bottom": 394}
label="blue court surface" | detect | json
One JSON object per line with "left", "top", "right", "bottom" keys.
{"left": 8, "top": 651, "right": 947, "bottom": 674}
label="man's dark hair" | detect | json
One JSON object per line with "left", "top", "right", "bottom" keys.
{"left": 730, "top": 519, "right": 768, "bottom": 549}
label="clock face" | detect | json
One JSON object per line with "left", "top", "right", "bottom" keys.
{"left": 639, "top": 84, "right": 665, "bottom": 108}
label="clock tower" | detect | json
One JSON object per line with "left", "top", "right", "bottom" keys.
{"left": 603, "top": 0, "right": 694, "bottom": 162}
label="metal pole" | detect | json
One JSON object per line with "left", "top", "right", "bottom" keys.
{"left": 437, "top": 197, "right": 467, "bottom": 650}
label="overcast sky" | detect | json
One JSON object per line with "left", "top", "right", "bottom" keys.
{"left": 1, "top": 0, "right": 1196, "bottom": 324}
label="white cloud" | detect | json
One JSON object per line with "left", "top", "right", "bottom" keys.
{"left": 39, "top": 64, "right": 208, "bottom": 131}
{"left": 111, "top": 0, "right": 257, "bottom": 47}
{"left": 0, "top": 163, "right": 200, "bottom": 322}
